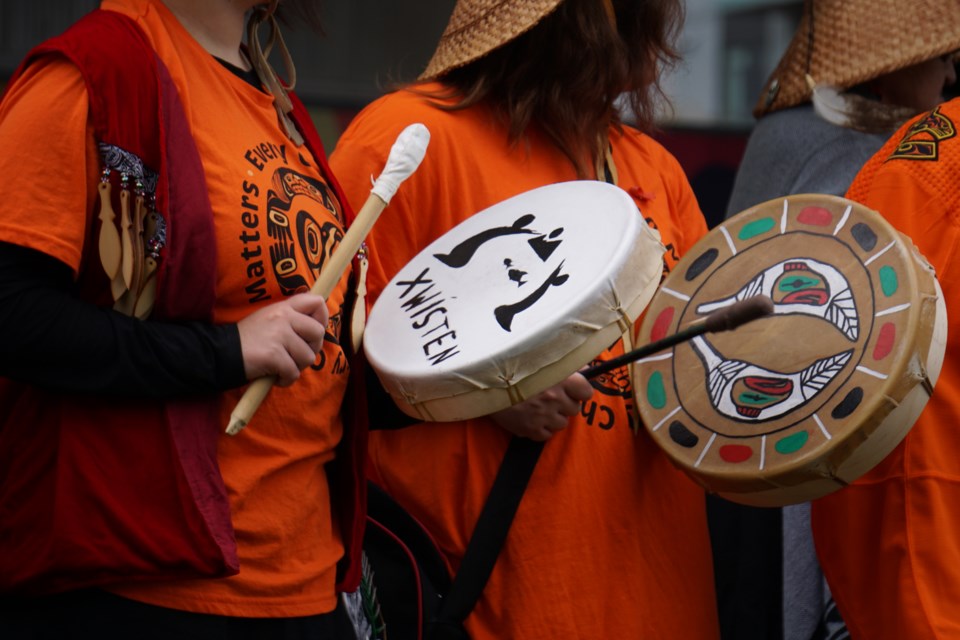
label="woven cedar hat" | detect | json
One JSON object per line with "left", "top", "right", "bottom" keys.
{"left": 420, "top": 0, "right": 566, "bottom": 80}
{"left": 755, "top": 0, "right": 960, "bottom": 117}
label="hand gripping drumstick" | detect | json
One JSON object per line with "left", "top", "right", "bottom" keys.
{"left": 581, "top": 295, "right": 774, "bottom": 379}
{"left": 226, "top": 123, "right": 431, "bottom": 435}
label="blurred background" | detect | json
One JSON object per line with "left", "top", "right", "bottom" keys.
{"left": 0, "top": 0, "right": 909, "bottom": 227}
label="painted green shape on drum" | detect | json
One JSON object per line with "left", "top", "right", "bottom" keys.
{"left": 738, "top": 217, "right": 776, "bottom": 240}
{"left": 879, "top": 265, "right": 899, "bottom": 297}
{"left": 777, "top": 275, "right": 822, "bottom": 293}
{"left": 737, "top": 391, "right": 778, "bottom": 406}
{"left": 646, "top": 372, "right": 667, "bottom": 409}
{"left": 775, "top": 430, "right": 809, "bottom": 455}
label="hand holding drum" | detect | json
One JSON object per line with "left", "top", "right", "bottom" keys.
{"left": 226, "top": 123, "right": 431, "bottom": 435}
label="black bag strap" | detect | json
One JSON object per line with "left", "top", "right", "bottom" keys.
{"left": 430, "top": 436, "right": 545, "bottom": 638}
{"left": 427, "top": 166, "right": 615, "bottom": 640}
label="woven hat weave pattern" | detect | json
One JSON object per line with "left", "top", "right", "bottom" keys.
{"left": 420, "top": 0, "right": 566, "bottom": 80}
{"left": 755, "top": 0, "right": 960, "bottom": 116}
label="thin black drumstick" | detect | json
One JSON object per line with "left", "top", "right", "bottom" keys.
{"left": 582, "top": 295, "right": 774, "bottom": 379}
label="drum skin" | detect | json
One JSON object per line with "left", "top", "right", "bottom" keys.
{"left": 632, "top": 194, "right": 947, "bottom": 507}
{"left": 363, "top": 180, "right": 665, "bottom": 422}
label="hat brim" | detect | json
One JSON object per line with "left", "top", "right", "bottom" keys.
{"left": 756, "top": 0, "right": 960, "bottom": 116}
{"left": 420, "top": 0, "right": 566, "bottom": 81}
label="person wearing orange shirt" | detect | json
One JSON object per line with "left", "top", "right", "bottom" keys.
{"left": 330, "top": 0, "right": 720, "bottom": 637}
{"left": 715, "top": 3, "right": 960, "bottom": 639}
{"left": 810, "top": 98, "right": 960, "bottom": 639}
{"left": 0, "top": 1, "right": 374, "bottom": 638}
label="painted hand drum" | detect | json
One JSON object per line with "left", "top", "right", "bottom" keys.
{"left": 364, "top": 180, "right": 665, "bottom": 422}
{"left": 632, "top": 194, "right": 947, "bottom": 507}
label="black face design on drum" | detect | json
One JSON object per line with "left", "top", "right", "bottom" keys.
{"left": 504, "top": 259, "right": 528, "bottom": 286}
{"left": 494, "top": 264, "right": 569, "bottom": 331}
{"left": 433, "top": 214, "right": 569, "bottom": 331}
{"left": 433, "top": 214, "right": 562, "bottom": 267}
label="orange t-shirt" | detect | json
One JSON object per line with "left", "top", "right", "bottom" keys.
{"left": 0, "top": 0, "right": 351, "bottom": 617}
{"left": 812, "top": 102, "right": 960, "bottom": 638}
{"left": 331, "top": 87, "right": 719, "bottom": 639}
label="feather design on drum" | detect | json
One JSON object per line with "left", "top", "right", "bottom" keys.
{"left": 632, "top": 194, "right": 946, "bottom": 507}
{"left": 695, "top": 258, "right": 859, "bottom": 341}
{"left": 692, "top": 334, "right": 853, "bottom": 421}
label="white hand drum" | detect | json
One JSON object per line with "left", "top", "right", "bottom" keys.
{"left": 632, "top": 194, "right": 947, "bottom": 507}
{"left": 364, "top": 180, "right": 665, "bottom": 422}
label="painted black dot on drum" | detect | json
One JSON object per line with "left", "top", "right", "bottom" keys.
{"left": 851, "top": 223, "right": 877, "bottom": 252}
{"left": 831, "top": 387, "right": 864, "bottom": 420}
{"left": 685, "top": 248, "right": 718, "bottom": 281}
{"left": 669, "top": 421, "right": 699, "bottom": 448}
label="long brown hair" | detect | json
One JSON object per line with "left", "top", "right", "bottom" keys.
{"left": 422, "top": 0, "right": 684, "bottom": 177}
{"left": 275, "top": 0, "right": 325, "bottom": 33}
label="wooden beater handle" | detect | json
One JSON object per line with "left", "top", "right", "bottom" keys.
{"left": 226, "top": 123, "right": 431, "bottom": 435}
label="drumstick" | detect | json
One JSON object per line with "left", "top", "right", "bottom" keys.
{"left": 226, "top": 123, "right": 431, "bottom": 435}
{"left": 581, "top": 295, "right": 774, "bottom": 379}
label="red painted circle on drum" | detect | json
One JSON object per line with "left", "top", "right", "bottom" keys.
{"left": 797, "top": 207, "right": 833, "bottom": 226}
{"left": 873, "top": 322, "right": 896, "bottom": 361}
{"left": 719, "top": 444, "right": 753, "bottom": 463}
{"left": 651, "top": 307, "right": 675, "bottom": 342}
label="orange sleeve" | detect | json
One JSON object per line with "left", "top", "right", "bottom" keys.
{"left": 0, "top": 57, "right": 99, "bottom": 274}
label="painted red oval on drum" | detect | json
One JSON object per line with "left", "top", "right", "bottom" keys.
{"left": 873, "top": 322, "right": 896, "bottom": 360}
{"left": 719, "top": 444, "right": 753, "bottom": 463}
{"left": 797, "top": 207, "right": 833, "bottom": 226}
{"left": 651, "top": 307, "right": 675, "bottom": 342}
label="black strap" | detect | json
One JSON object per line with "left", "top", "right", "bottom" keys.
{"left": 431, "top": 436, "right": 545, "bottom": 635}
{"left": 429, "top": 165, "right": 616, "bottom": 639}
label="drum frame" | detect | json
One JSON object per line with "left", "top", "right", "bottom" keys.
{"left": 632, "top": 194, "right": 947, "bottom": 507}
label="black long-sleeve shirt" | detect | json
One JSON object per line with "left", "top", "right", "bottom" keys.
{"left": 0, "top": 241, "right": 415, "bottom": 428}
{"left": 0, "top": 242, "right": 246, "bottom": 397}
